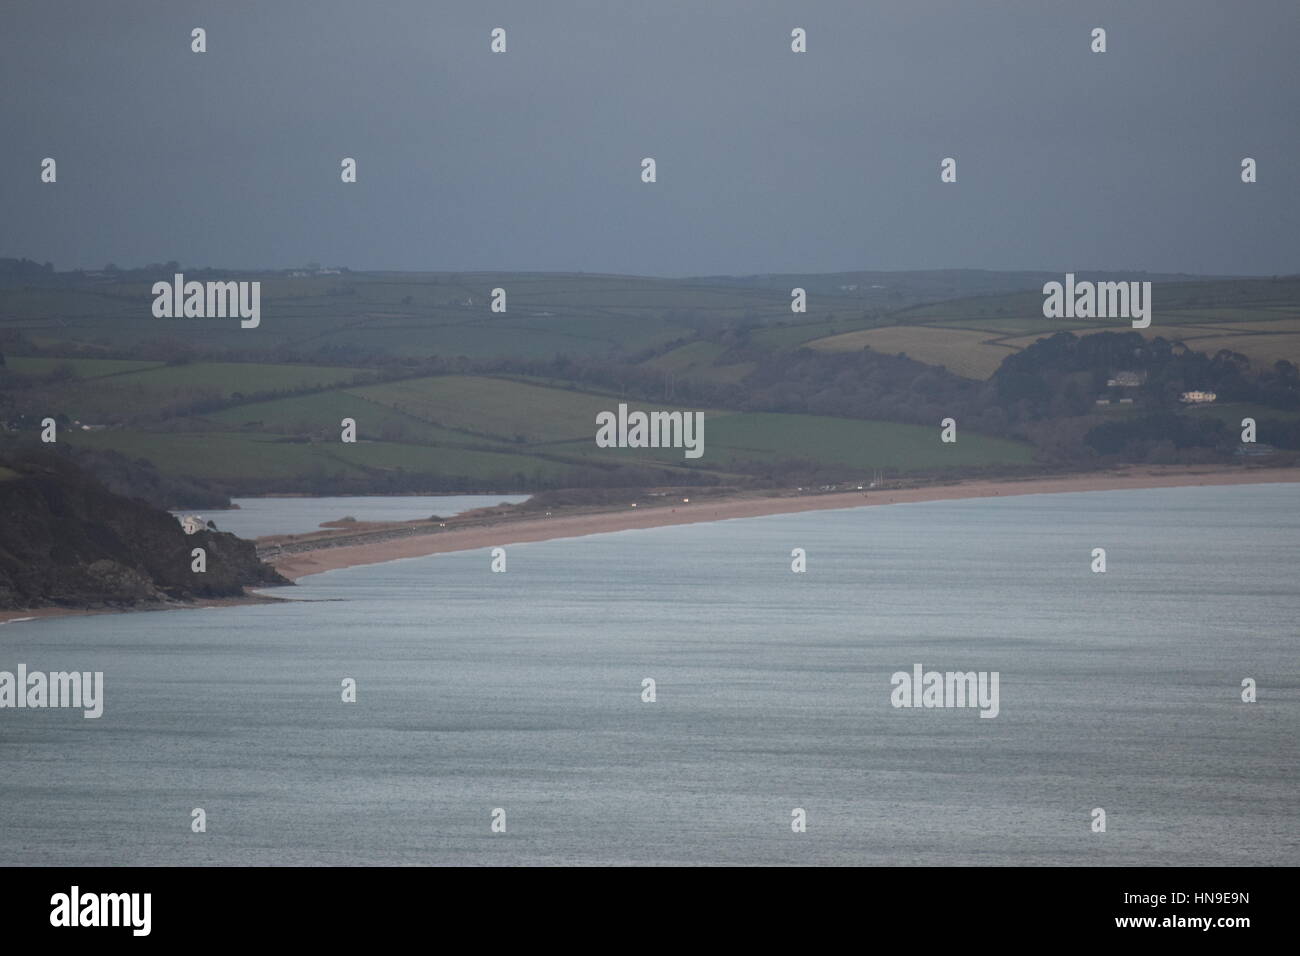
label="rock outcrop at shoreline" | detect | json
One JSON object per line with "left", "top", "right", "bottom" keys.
{"left": 0, "top": 450, "right": 287, "bottom": 610}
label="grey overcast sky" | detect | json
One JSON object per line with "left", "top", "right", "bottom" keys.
{"left": 2, "top": 0, "right": 1297, "bottom": 276}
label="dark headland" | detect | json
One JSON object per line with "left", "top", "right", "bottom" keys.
{"left": 0, "top": 450, "right": 287, "bottom": 614}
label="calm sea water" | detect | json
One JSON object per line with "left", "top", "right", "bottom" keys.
{"left": 170, "top": 494, "right": 530, "bottom": 539}
{"left": 3, "top": 484, "right": 1297, "bottom": 866}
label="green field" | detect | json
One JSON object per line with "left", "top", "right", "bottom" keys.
{"left": 0, "top": 273, "right": 779, "bottom": 360}
{"left": 45, "top": 372, "right": 748, "bottom": 488}
{"left": 4, "top": 357, "right": 163, "bottom": 378}
{"left": 350, "top": 375, "right": 724, "bottom": 444}
{"left": 0, "top": 360, "right": 372, "bottom": 422}
{"left": 198, "top": 389, "right": 470, "bottom": 444}
{"left": 7, "top": 270, "right": 1057, "bottom": 365}
{"left": 703, "top": 413, "right": 1034, "bottom": 470}
{"left": 6, "top": 270, "right": 1293, "bottom": 494}
{"left": 749, "top": 316, "right": 884, "bottom": 350}
{"left": 107, "top": 362, "right": 368, "bottom": 397}
{"left": 61, "top": 429, "right": 579, "bottom": 484}
{"left": 552, "top": 411, "right": 1035, "bottom": 472}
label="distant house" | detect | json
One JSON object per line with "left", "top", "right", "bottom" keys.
{"left": 1235, "top": 443, "right": 1276, "bottom": 457}
{"left": 1107, "top": 371, "right": 1146, "bottom": 388}
{"left": 1180, "top": 390, "right": 1217, "bottom": 404}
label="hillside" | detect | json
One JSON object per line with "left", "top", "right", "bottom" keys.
{"left": 0, "top": 451, "right": 287, "bottom": 610}
{"left": 2, "top": 268, "right": 1298, "bottom": 501}
{"left": 801, "top": 276, "right": 1300, "bottom": 379}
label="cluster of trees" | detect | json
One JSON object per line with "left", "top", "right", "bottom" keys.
{"left": 737, "top": 348, "right": 996, "bottom": 430}
{"left": 1080, "top": 410, "right": 1300, "bottom": 461}
{"left": 994, "top": 331, "right": 1300, "bottom": 418}
{"left": 0, "top": 443, "right": 232, "bottom": 510}
{"left": 0, "top": 258, "right": 54, "bottom": 278}
{"left": 1084, "top": 412, "right": 1232, "bottom": 458}
{"left": 100, "top": 260, "right": 180, "bottom": 275}
{"left": 1257, "top": 418, "right": 1300, "bottom": 450}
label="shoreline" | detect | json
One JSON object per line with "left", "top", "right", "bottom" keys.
{"left": 267, "top": 465, "right": 1298, "bottom": 583}
{"left": 4, "top": 464, "right": 1295, "bottom": 623}
{"left": 0, "top": 592, "right": 287, "bottom": 626}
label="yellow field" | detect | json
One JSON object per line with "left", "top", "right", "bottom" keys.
{"left": 807, "top": 326, "right": 1014, "bottom": 379}
{"left": 807, "top": 310, "right": 1300, "bottom": 379}
{"left": 999, "top": 323, "right": 1300, "bottom": 367}
{"left": 998, "top": 325, "right": 1215, "bottom": 350}
{"left": 1184, "top": 320, "right": 1300, "bottom": 333}
{"left": 1172, "top": 333, "right": 1300, "bottom": 366}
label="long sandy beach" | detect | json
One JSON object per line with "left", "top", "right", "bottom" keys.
{"left": 3, "top": 465, "right": 1294, "bottom": 625}
{"left": 267, "top": 465, "right": 1300, "bottom": 582}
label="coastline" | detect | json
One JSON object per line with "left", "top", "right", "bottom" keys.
{"left": 4, "top": 464, "right": 1295, "bottom": 623}
{"left": 0, "top": 592, "right": 287, "bottom": 626}
{"left": 267, "top": 465, "right": 1299, "bottom": 583}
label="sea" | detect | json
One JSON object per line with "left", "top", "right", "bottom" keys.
{"left": 170, "top": 494, "right": 531, "bottom": 539}
{"left": 3, "top": 483, "right": 1296, "bottom": 865}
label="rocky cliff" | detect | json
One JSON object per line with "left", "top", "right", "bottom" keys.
{"left": 0, "top": 450, "right": 288, "bottom": 610}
